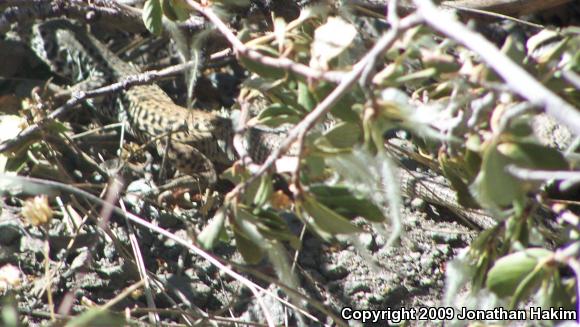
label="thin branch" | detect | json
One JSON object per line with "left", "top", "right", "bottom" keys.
{"left": 79, "top": 61, "right": 199, "bottom": 99}
{"left": 442, "top": 0, "right": 574, "bottom": 16}
{"left": 441, "top": 4, "right": 544, "bottom": 29}
{"left": 413, "top": 0, "right": 580, "bottom": 136}
{"left": 224, "top": 14, "right": 423, "bottom": 200}
{"left": 183, "top": 0, "right": 346, "bottom": 84}
{"left": 562, "top": 70, "right": 580, "bottom": 90}
{"left": 507, "top": 165, "right": 580, "bottom": 183}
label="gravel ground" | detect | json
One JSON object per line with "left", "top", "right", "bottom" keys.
{"left": 1, "top": 184, "right": 477, "bottom": 326}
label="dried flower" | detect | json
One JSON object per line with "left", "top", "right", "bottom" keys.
{"left": 271, "top": 190, "right": 292, "bottom": 210}
{"left": 21, "top": 195, "right": 53, "bottom": 226}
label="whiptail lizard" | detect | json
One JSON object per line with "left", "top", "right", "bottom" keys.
{"left": 32, "top": 19, "right": 237, "bottom": 186}
{"left": 27, "top": 19, "right": 496, "bottom": 229}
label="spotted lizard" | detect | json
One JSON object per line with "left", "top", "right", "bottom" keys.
{"left": 27, "top": 19, "right": 495, "bottom": 229}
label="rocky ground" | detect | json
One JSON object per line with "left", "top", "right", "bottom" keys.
{"left": 1, "top": 182, "right": 477, "bottom": 326}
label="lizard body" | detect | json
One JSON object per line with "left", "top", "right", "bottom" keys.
{"left": 30, "top": 19, "right": 495, "bottom": 229}
{"left": 33, "top": 20, "right": 234, "bottom": 183}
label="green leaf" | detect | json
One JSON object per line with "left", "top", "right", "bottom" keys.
{"left": 486, "top": 248, "right": 553, "bottom": 298}
{"left": 219, "top": 167, "right": 263, "bottom": 205}
{"left": 220, "top": 165, "right": 249, "bottom": 184}
{"left": 234, "top": 230, "right": 264, "bottom": 264}
{"left": 310, "top": 17, "right": 357, "bottom": 70}
{"left": 143, "top": 0, "right": 163, "bottom": 36}
{"left": 422, "top": 52, "right": 460, "bottom": 74}
{"left": 0, "top": 115, "right": 28, "bottom": 173}
{"left": 298, "top": 81, "right": 316, "bottom": 111}
{"left": 309, "top": 184, "right": 385, "bottom": 222}
{"left": 501, "top": 34, "right": 526, "bottom": 64}
{"left": 314, "top": 122, "right": 361, "bottom": 152}
{"left": 374, "top": 62, "right": 407, "bottom": 86}
{"left": 472, "top": 138, "right": 568, "bottom": 209}
{"left": 239, "top": 46, "right": 286, "bottom": 79}
{"left": 256, "top": 103, "right": 302, "bottom": 127}
{"left": 300, "top": 194, "right": 361, "bottom": 235}
{"left": 44, "top": 120, "right": 69, "bottom": 134}
{"left": 527, "top": 30, "right": 560, "bottom": 57}
{"left": 545, "top": 271, "right": 575, "bottom": 309}
{"left": 471, "top": 143, "right": 524, "bottom": 207}
{"left": 508, "top": 261, "right": 549, "bottom": 309}
{"left": 505, "top": 117, "right": 534, "bottom": 138}
{"left": 498, "top": 142, "right": 568, "bottom": 171}
{"left": 464, "top": 148, "right": 482, "bottom": 178}
{"left": 312, "top": 82, "right": 360, "bottom": 122}
{"left": 273, "top": 17, "right": 287, "bottom": 53}
{"left": 213, "top": 0, "right": 250, "bottom": 7}
{"left": 536, "top": 38, "right": 569, "bottom": 66}
{"left": 233, "top": 209, "right": 266, "bottom": 264}
{"left": 233, "top": 207, "right": 298, "bottom": 262}
{"left": 0, "top": 296, "right": 18, "bottom": 327}
{"left": 253, "top": 174, "right": 273, "bottom": 207}
{"left": 301, "top": 154, "right": 326, "bottom": 181}
{"left": 161, "top": 0, "right": 190, "bottom": 21}
{"left": 252, "top": 208, "right": 301, "bottom": 249}
{"left": 395, "top": 67, "right": 437, "bottom": 84}
{"left": 197, "top": 208, "right": 226, "bottom": 250}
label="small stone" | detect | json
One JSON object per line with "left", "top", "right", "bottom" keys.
{"left": 0, "top": 224, "right": 21, "bottom": 246}
{"left": 321, "top": 262, "right": 349, "bottom": 280}
{"left": 420, "top": 256, "right": 433, "bottom": 268}
{"left": 368, "top": 293, "right": 385, "bottom": 304}
{"left": 374, "top": 234, "right": 386, "bottom": 248}
{"left": 19, "top": 235, "right": 44, "bottom": 260}
{"left": 125, "top": 179, "right": 154, "bottom": 208}
{"left": 358, "top": 233, "right": 375, "bottom": 250}
{"left": 431, "top": 231, "right": 461, "bottom": 244}
{"left": 409, "top": 251, "right": 422, "bottom": 260}
{"left": 410, "top": 198, "right": 426, "bottom": 210}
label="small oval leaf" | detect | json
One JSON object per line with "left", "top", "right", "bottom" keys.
{"left": 253, "top": 174, "right": 273, "bottom": 207}
{"left": 486, "top": 248, "right": 553, "bottom": 298}
{"left": 314, "top": 122, "right": 362, "bottom": 151}
{"left": 301, "top": 194, "right": 361, "bottom": 235}
{"left": 197, "top": 209, "right": 226, "bottom": 250}
{"left": 310, "top": 184, "right": 385, "bottom": 222}
{"left": 143, "top": 0, "right": 163, "bottom": 35}
{"left": 240, "top": 46, "right": 286, "bottom": 79}
{"left": 234, "top": 230, "right": 264, "bottom": 264}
